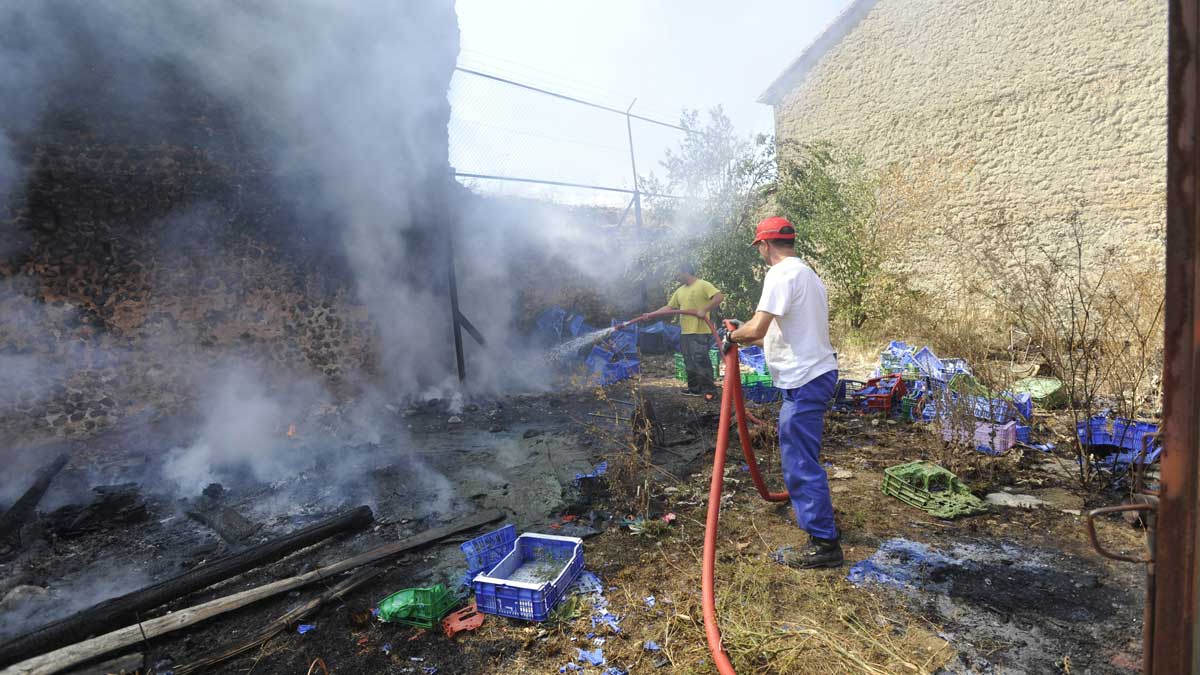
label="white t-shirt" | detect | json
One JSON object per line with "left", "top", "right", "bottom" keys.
{"left": 755, "top": 257, "right": 839, "bottom": 389}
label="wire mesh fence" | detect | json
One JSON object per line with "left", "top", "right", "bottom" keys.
{"left": 448, "top": 65, "right": 690, "bottom": 210}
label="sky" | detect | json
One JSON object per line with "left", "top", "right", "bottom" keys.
{"left": 451, "top": 0, "right": 853, "bottom": 206}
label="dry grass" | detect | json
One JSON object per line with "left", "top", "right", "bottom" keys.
{"left": 540, "top": 466, "right": 954, "bottom": 675}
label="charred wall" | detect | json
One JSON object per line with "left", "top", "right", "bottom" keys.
{"left": 0, "top": 2, "right": 460, "bottom": 442}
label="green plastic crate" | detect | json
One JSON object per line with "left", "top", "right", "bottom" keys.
{"left": 377, "top": 584, "right": 460, "bottom": 629}
{"left": 1013, "top": 376, "right": 1067, "bottom": 409}
{"left": 741, "top": 370, "right": 773, "bottom": 387}
{"left": 882, "top": 461, "right": 986, "bottom": 519}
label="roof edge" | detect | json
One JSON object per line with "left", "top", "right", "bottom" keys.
{"left": 757, "top": 0, "right": 882, "bottom": 106}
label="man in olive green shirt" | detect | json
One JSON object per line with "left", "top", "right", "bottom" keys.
{"left": 656, "top": 262, "right": 724, "bottom": 396}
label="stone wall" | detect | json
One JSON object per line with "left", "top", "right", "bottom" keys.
{"left": 770, "top": 0, "right": 1167, "bottom": 297}
{"left": 0, "top": 121, "right": 377, "bottom": 441}
{"left": 0, "top": 3, "right": 461, "bottom": 443}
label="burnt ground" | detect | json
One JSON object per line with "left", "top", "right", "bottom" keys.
{"left": 0, "top": 353, "right": 1149, "bottom": 675}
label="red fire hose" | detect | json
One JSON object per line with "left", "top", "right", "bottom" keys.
{"left": 617, "top": 311, "right": 788, "bottom": 674}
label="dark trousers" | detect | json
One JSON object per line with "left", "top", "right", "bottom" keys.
{"left": 680, "top": 333, "right": 715, "bottom": 392}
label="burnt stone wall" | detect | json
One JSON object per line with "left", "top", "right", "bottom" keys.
{"left": 0, "top": 117, "right": 379, "bottom": 441}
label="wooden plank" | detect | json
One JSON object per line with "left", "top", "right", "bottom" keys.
{"left": 1, "top": 508, "right": 504, "bottom": 675}
{"left": 0, "top": 506, "right": 373, "bottom": 668}
{"left": 172, "top": 567, "right": 381, "bottom": 675}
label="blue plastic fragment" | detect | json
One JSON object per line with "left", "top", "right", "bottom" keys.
{"left": 740, "top": 463, "right": 750, "bottom": 472}
{"left": 645, "top": 640, "right": 661, "bottom": 651}
{"left": 643, "top": 595, "right": 656, "bottom": 608}
{"left": 602, "top": 668, "right": 629, "bottom": 675}
{"left": 847, "top": 539, "right": 958, "bottom": 589}
{"left": 570, "top": 570, "right": 605, "bottom": 596}
{"left": 422, "top": 667, "right": 438, "bottom": 675}
{"left": 559, "top": 664, "right": 582, "bottom": 673}
{"left": 381, "top": 643, "right": 392, "bottom": 655}
{"left": 574, "top": 461, "right": 609, "bottom": 484}
{"left": 577, "top": 648, "right": 605, "bottom": 665}
{"left": 297, "top": 624, "right": 315, "bottom": 634}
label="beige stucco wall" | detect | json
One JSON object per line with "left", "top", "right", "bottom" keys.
{"left": 772, "top": 0, "right": 1167, "bottom": 297}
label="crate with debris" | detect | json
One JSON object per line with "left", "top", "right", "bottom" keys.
{"left": 882, "top": 461, "right": 986, "bottom": 519}
{"left": 473, "top": 533, "right": 583, "bottom": 622}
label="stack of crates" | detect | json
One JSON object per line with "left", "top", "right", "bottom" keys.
{"left": 587, "top": 323, "right": 640, "bottom": 386}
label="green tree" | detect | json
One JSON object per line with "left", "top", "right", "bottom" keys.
{"left": 775, "top": 143, "right": 884, "bottom": 328}
{"left": 636, "top": 107, "right": 776, "bottom": 320}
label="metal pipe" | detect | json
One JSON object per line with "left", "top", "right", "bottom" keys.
{"left": 1156, "top": 2, "right": 1200, "bottom": 670}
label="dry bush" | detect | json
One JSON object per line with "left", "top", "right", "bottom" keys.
{"left": 942, "top": 208, "right": 1165, "bottom": 489}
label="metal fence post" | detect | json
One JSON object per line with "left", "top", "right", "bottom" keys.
{"left": 626, "top": 99, "right": 648, "bottom": 310}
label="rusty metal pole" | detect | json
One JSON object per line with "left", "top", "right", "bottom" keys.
{"left": 1157, "top": 2, "right": 1200, "bottom": 672}
{"left": 448, "top": 230, "right": 466, "bottom": 382}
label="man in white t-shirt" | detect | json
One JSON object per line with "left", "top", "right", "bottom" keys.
{"left": 727, "top": 216, "right": 842, "bottom": 568}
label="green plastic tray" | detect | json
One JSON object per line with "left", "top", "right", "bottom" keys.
{"left": 882, "top": 461, "right": 986, "bottom": 519}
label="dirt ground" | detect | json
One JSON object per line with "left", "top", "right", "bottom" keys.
{"left": 0, "top": 352, "right": 1150, "bottom": 675}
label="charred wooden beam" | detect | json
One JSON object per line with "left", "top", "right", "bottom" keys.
{"left": 0, "top": 506, "right": 374, "bottom": 669}
{"left": 0, "top": 454, "right": 70, "bottom": 548}
{"left": 2, "top": 508, "right": 504, "bottom": 675}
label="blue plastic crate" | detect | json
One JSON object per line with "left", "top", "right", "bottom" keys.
{"left": 473, "top": 533, "right": 584, "bottom": 622}
{"left": 743, "top": 382, "right": 781, "bottom": 404}
{"left": 535, "top": 306, "right": 567, "bottom": 342}
{"left": 565, "top": 314, "right": 586, "bottom": 337}
{"left": 913, "top": 347, "right": 943, "bottom": 377}
{"left": 1016, "top": 424, "right": 1031, "bottom": 443}
{"left": 584, "top": 346, "right": 614, "bottom": 374}
{"left": 461, "top": 525, "right": 517, "bottom": 578}
{"left": 606, "top": 321, "right": 639, "bottom": 357}
{"left": 1112, "top": 419, "right": 1159, "bottom": 452}
{"left": 738, "top": 346, "right": 768, "bottom": 375}
{"left": 1077, "top": 416, "right": 1113, "bottom": 446}
{"left": 595, "top": 359, "right": 639, "bottom": 386}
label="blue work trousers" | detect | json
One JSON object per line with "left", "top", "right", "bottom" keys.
{"left": 778, "top": 370, "right": 839, "bottom": 540}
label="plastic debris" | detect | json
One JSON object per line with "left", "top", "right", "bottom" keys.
{"left": 559, "top": 664, "right": 583, "bottom": 673}
{"left": 297, "top": 624, "right": 315, "bottom": 634}
{"left": 645, "top": 640, "right": 662, "bottom": 651}
{"left": 381, "top": 644, "right": 392, "bottom": 655}
{"left": 423, "top": 667, "right": 438, "bottom": 674}
{"left": 593, "top": 637, "right": 606, "bottom": 646}
{"left": 661, "top": 513, "right": 676, "bottom": 524}
{"left": 574, "top": 461, "right": 609, "bottom": 485}
{"left": 643, "top": 596, "right": 656, "bottom": 608}
{"left": 848, "top": 539, "right": 958, "bottom": 588}
{"left": 577, "top": 648, "right": 605, "bottom": 666}
{"left": 442, "top": 601, "right": 485, "bottom": 637}
{"left": 602, "top": 668, "right": 629, "bottom": 675}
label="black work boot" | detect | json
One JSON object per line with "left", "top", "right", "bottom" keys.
{"left": 799, "top": 536, "right": 844, "bottom": 568}
{"left": 772, "top": 536, "right": 844, "bottom": 569}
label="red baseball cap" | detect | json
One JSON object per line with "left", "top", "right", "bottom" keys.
{"left": 751, "top": 216, "right": 796, "bottom": 245}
